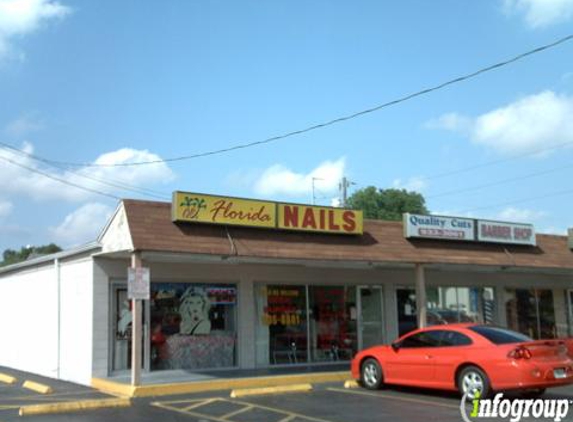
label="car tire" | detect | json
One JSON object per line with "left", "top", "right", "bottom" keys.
{"left": 521, "top": 388, "right": 546, "bottom": 398}
{"left": 360, "top": 358, "right": 383, "bottom": 390}
{"left": 457, "top": 366, "right": 491, "bottom": 400}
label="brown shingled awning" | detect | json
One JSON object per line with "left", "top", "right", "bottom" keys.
{"left": 121, "top": 199, "right": 573, "bottom": 270}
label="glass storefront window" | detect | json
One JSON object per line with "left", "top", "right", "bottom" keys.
{"left": 255, "top": 285, "right": 308, "bottom": 366}
{"left": 149, "top": 283, "right": 237, "bottom": 370}
{"left": 397, "top": 287, "right": 496, "bottom": 337}
{"left": 505, "top": 288, "right": 556, "bottom": 339}
{"left": 569, "top": 290, "right": 573, "bottom": 337}
{"left": 397, "top": 288, "right": 417, "bottom": 337}
{"left": 427, "top": 287, "right": 496, "bottom": 326}
{"left": 309, "top": 286, "right": 357, "bottom": 362}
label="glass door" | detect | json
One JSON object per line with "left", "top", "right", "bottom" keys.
{"left": 111, "top": 285, "right": 149, "bottom": 372}
{"left": 357, "top": 286, "right": 384, "bottom": 350}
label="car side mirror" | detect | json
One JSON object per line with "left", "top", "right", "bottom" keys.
{"left": 391, "top": 342, "right": 401, "bottom": 352}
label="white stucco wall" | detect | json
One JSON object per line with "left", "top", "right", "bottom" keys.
{"left": 58, "top": 258, "right": 94, "bottom": 385}
{"left": 0, "top": 254, "right": 95, "bottom": 386}
{"left": 0, "top": 263, "right": 59, "bottom": 378}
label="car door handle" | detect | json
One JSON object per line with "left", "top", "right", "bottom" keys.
{"left": 425, "top": 355, "right": 433, "bottom": 359}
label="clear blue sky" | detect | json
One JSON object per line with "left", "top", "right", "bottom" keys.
{"left": 0, "top": 0, "right": 572, "bottom": 251}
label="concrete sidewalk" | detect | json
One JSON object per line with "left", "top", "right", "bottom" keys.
{"left": 92, "top": 364, "right": 351, "bottom": 397}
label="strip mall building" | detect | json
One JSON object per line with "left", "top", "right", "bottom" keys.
{"left": 1, "top": 192, "right": 572, "bottom": 386}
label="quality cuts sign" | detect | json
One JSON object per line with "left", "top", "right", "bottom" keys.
{"left": 477, "top": 220, "right": 536, "bottom": 246}
{"left": 404, "top": 213, "right": 475, "bottom": 241}
{"left": 172, "top": 191, "right": 363, "bottom": 235}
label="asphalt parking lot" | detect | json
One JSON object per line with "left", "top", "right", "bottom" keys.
{"left": 3, "top": 379, "right": 573, "bottom": 422}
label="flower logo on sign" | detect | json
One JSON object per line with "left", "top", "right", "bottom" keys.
{"left": 180, "top": 196, "right": 207, "bottom": 219}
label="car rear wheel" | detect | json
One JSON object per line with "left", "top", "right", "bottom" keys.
{"left": 361, "top": 358, "right": 383, "bottom": 390}
{"left": 458, "top": 366, "right": 491, "bottom": 400}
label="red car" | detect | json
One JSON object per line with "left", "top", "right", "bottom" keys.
{"left": 351, "top": 324, "right": 573, "bottom": 399}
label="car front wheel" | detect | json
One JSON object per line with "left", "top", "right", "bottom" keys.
{"left": 458, "top": 366, "right": 491, "bottom": 400}
{"left": 360, "top": 358, "right": 383, "bottom": 390}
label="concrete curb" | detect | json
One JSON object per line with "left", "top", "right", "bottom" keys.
{"left": 92, "top": 371, "right": 350, "bottom": 398}
{"left": 18, "top": 397, "right": 131, "bottom": 416}
{"left": 22, "top": 380, "right": 53, "bottom": 394}
{"left": 230, "top": 383, "right": 312, "bottom": 398}
{"left": 0, "top": 372, "right": 17, "bottom": 384}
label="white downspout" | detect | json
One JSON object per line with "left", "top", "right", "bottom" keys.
{"left": 55, "top": 258, "right": 61, "bottom": 379}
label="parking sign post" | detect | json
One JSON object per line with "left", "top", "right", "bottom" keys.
{"left": 128, "top": 252, "right": 149, "bottom": 386}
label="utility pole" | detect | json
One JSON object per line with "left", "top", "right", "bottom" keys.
{"left": 312, "top": 177, "right": 323, "bottom": 205}
{"left": 339, "top": 177, "right": 355, "bottom": 207}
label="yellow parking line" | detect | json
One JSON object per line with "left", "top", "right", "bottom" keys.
{"left": 182, "top": 398, "right": 218, "bottom": 411}
{"left": 327, "top": 387, "right": 459, "bottom": 409}
{"left": 152, "top": 402, "right": 223, "bottom": 422}
{"left": 153, "top": 398, "right": 344, "bottom": 422}
{"left": 220, "top": 405, "right": 253, "bottom": 420}
{"left": 229, "top": 398, "right": 342, "bottom": 422}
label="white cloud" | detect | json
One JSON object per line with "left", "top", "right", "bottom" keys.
{"left": 0, "top": 142, "right": 174, "bottom": 202}
{"left": 4, "top": 114, "right": 43, "bottom": 136}
{"left": 429, "top": 91, "right": 573, "bottom": 156}
{"left": 254, "top": 158, "right": 345, "bottom": 197}
{"left": 0, "top": 200, "right": 12, "bottom": 218}
{"left": 392, "top": 177, "right": 427, "bottom": 192}
{"left": 425, "top": 112, "right": 471, "bottom": 133}
{"left": 50, "top": 202, "right": 112, "bottom": 246}
{"left": 0, "top": 0, "right": 71, "bottom": 59}
{"left": 494, "top": 207, "right": 546, "bottom": 223}
{"left": 503, "top": 0, "right": 573, "bottom": 28}
{"left": 539, "top": 226, "right": 568, "bottom": 235}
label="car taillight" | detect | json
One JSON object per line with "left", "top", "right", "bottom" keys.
{"left": 508, "top": 346, "right": 532, "bottom": 360}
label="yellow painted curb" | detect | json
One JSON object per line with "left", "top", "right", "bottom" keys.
{"left": 0, "top": 372, "right": 17, "bottom": 384}
{"left": 91, "top": 378, "right": 134, "bottom": 398}
{"left": 92, "top": 371, "right": 350, "bottom": 398}
{"left": 344, "top": 380, "right": 359, "bottom": 389}
{"left": 22, "top": 380, "right": 53, "bottom": 394}
{"left": 344, "top": 380, "right": 360, "bottom": 388}
{"left": 19, "top": 397, "right": 131, "bottom": 416}
{"left": 230, "top": 383, "right": 312, "bottom": 398}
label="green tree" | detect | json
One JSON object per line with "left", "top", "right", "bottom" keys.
{"left": 1, "top": 243, "right": 62, "bottom": 267}
{"left": 347, "top": 186, "right": 429, "bottom": 220}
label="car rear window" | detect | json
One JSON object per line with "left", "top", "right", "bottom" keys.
{"left": 469, "top": 326, "right": 532, "bottom": 344}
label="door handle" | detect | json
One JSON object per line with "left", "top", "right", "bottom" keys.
{"left": 425, "top": 355, "right": 433, "bottom": 359}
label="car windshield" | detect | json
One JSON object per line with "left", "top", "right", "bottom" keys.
{"left": 469, "top": 325, "right": 532, "bottom": 344}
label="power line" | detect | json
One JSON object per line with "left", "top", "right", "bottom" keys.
{"left": 458, "top": 188, "right": 573, "bottom": 214}
{"left": 0, "top": 143, "right": 170, "bottom": 200}
{"left": 427, "top": 161, "right": 573, "bottom": 199}
{"left": 0, "top": 155, "right": 120, "bottom": 200}
{"left": 24, "top": 33, "right": 573, "bottom": 168}
{"left": 421, "top": 140, "right": 573, "bottom": 182}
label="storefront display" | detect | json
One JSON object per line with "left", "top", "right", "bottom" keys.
{"left": 396, "top": 287, "right": 496, "bottom": 337}
{"left": 255, "top": 285, "right": 308, "bottom": 365}
{"left": 504, "top": 288, "right": 556, "bottom": 339}
{"left": 149, "top": 283, "right": 237, "bottom": 370}
{"left": 309, "top": 286, "right": 357, "bottom": 362}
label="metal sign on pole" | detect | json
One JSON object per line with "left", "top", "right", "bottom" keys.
{"left": 129, "top": 253, "right": 148, "bottom": 387}
{"left": 128, "top": 267, "right": 150, "bottom": 300}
